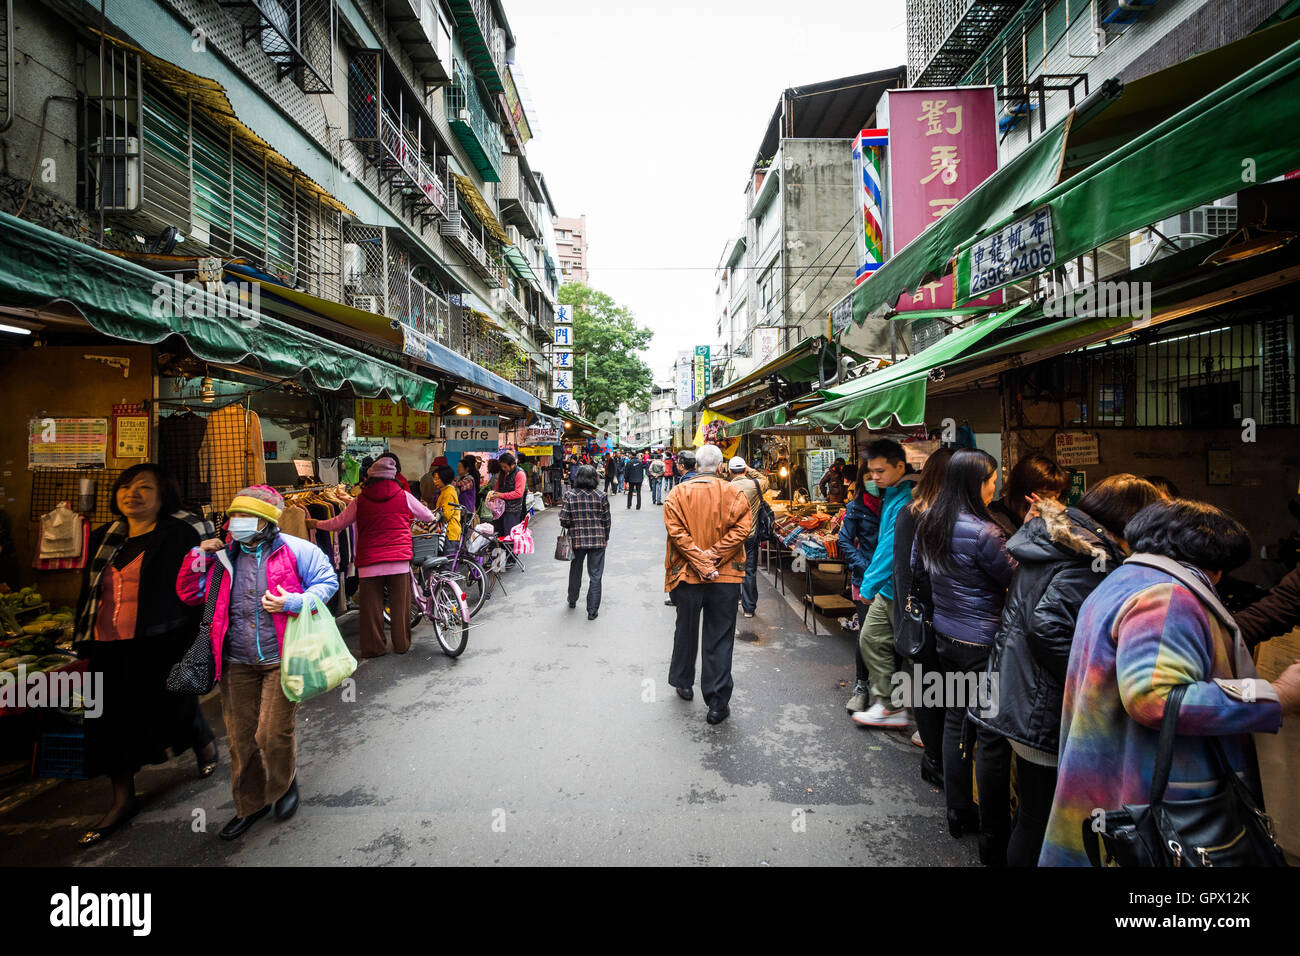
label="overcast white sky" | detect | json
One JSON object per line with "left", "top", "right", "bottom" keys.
{"left": 508, "top": 0, "right": 907, "bottom": 383}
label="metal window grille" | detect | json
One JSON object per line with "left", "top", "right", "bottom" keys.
{"left": 1012, "top": 315, "right": 1297, "bottom": 428}
{"left": 219, "top": 0, "right": 336, "bottom": 94}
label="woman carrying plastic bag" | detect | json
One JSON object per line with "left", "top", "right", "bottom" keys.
{"left": 281, "top": 592, "right": 357, "bottom": 703}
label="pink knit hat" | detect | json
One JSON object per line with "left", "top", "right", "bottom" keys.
{"left": 367, "top": 457, "right": 398, "bottom": 480}
{"left": 228, "top": 484, "right": 285, "bottom": 523}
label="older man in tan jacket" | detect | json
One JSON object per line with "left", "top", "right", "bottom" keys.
{"left": 664, "top": 443, "right": 753, "bottom": 724}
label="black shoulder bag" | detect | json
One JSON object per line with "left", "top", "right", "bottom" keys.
{"left": 166, "top": 560, "right": 223, "bottom": 696}
{"left": 1082, "top": 683, "right": 1286, "bottom": 867}
{"left": 894, "top": 564, "right": 935, "bottom": 659}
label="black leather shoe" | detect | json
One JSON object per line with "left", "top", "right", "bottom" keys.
{"left": 920, "top": 755, "right": 944, "bottom": 789}
{"left": 946, "top": 808, "right": 979, "bottom": 838}
{"left": 587, "top": 611, "right": 598, "bottom": 620}
{"left": 196, "top": 740, "right": 219, "bottom": 778}
{"left": 706, "top": 704, "right": 730, "bottom": 725}
{"left": 274, "top": 778, "right": 299, "bottom": 821}
{"left": 219, "top": 805, "right": 271, "bottom": 840}
{"left": 675, "top": 686, "right": 693, "bottom": 701}
{"left": 78, "top": 800, "right": 140, "bottom": 847}
{"left": 567, "top": 600, "right": 576, "bottom": 609}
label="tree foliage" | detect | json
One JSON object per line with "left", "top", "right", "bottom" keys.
{"left": 557, "top": 282, "right": 654, "bottom": 417}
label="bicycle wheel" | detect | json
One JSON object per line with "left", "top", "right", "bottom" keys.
{"left": 431, "top": 579, "right": 469, "bottom": 657}
{"left": 451, "top": 560, "right": 487, "bottom": 618}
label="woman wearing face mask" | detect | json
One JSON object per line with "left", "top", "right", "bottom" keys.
{"left": 74, "top": 463, "right": 218, "bottom": 846}
{"left": 176, "top": 485, "right": 338, "bottom": 841}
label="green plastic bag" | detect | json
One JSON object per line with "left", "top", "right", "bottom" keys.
{"left": 280, "top": 592, "right": 357, "bottom": 703}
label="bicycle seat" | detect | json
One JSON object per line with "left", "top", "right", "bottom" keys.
{"left": 421, "top": 555, "right": 452, "bottom": 569}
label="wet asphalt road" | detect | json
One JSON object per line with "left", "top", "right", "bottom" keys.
{"left": 6, "top": 495, "right": 977, "bottom": 866}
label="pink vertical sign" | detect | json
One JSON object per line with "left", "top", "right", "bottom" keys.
{"left": 885, "top": 88, "right": 1002, "bottom": 312}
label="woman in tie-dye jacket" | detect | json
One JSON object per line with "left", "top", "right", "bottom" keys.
{"left": 1040, "top": 499, "right": 1300, "bottom": 866}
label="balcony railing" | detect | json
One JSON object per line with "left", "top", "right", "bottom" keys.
{"left": 446, "top": 0, "right": 506, "bottom": 93}
{"left": 378, "top": 111, "right": 447, "bottom": 216}
{"left": 446, "top": 62, "right": 503, "bottom": 181}
{"left": 497, "top": 286, "right": 527, "bottom": 322}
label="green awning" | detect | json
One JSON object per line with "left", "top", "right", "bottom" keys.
{"left": 698, "top": 335, "right": 872, "bottom": 411}
{"left": 504, "top": 245, "right": 539, "bottom": 283}
{"left": 805, "top": 302, "right": 1032, "bottom": 430}
{"left": 0, "top": 211, "right": 438, "bottom": 411}
{"left": 720, "top": 403, "right": 790, "bottom": 438}
{"left": 955, "top": 35, "right": 1300, "bottom": 301}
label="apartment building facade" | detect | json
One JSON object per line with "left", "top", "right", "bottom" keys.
{"left": 710, "top": 69, "right": 906, "bottom": 389}
{"left": 0, "top": 0, "right": 559, "bottom": 405}
{"left": 554, "top": 213, "right": 588, "bottom": 284}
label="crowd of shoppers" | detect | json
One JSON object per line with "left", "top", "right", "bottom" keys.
{"left": 827, "top": 438, "right": 1300, "bottom": 868}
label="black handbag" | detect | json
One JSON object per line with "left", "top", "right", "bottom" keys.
{"left": 894, "top": 566, "right": 936, "bottom": 659}
{"left": 166, "top": 560, "right": 223, "bottom": 696}
{"left": 1082, "top": 684, "right": 1286, "bottom": 867}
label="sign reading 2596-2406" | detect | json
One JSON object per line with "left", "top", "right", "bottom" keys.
{"left": 959, "top": 206, "right": 1054, "bottom": 301}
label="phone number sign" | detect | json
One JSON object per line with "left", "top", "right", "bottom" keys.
{"left": 958, "top": 206, "right": 1054, "bottom": 300}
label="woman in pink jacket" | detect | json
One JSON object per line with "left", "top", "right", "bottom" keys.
{"left": 175, "top": 485, "right": 338, "bottom": 841}
{"left": 308, "top": 456, "right": 435, "bottom": 658}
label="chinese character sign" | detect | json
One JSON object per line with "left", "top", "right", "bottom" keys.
{"left": 554, "top": 304, "right": 575, "bottom": 411}
{"left": 677, "top": 350, "right": 694, "bottom": 404}
{"left": 694, "top": 346, "right": 710, "bottom": 399}
{"left": 959, "top": 205, "right": 1055, "bottom": 300}
{"left": 883, "top": 87, "right": 1001, "bottom": 313}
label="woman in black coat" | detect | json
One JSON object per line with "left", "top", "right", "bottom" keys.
{"left": 75, "top": 463, "right": 218, "bottom": 846}
{"left": 969, "top": 474, "right": 1163, "bottom": 866}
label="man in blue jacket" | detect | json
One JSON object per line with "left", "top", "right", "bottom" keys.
{"left": 852, "top": 439, "right": 917, "bottom": 729}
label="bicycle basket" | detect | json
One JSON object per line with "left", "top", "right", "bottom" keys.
{"left": 412, "top": 533, "right": 443, "bottom": 562}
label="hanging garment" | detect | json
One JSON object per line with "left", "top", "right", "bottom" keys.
{"left": 159, "top": 412, "right": 211, "bottom": 508}
{"left": 318, "top": 458, "right": 340, "bottom": 486}
{"left": 196, "top": 404, "right": 266, "bottom": 512}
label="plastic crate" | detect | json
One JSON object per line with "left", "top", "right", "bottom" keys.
{"left": 36, "top": 729, "right": 87, "bottom": 780}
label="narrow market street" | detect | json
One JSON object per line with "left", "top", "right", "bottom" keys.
{"left": 3, "top": 502, "right": 973, "bottom": 867}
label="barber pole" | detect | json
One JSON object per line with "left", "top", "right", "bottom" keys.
{"left": 853, "top": 129, "right": 889, "bottom": 285}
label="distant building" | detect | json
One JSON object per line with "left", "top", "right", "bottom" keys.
{"left": 555, "top": 214, "right": 589, "bottom": 284}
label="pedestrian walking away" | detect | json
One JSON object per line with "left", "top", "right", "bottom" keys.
{"left": 648, "top": 454, "right": 666, "bottom": 505}
{"left": 176, "top": 484, "right": 339, "bottom": 841}
{"left": 727, "top": 456, "right": 769, "bottom": 618}
{"left": 624, "top": 454, "right": 646, "bottom": 509}
{"left": 559, "top": 465, "right": 612, "bottom": 619}
{"left": 664, "top": 444, "right": 753, "bottom": 724}
{"left": 308, "top": 456, "right": 436, "bottom": 658}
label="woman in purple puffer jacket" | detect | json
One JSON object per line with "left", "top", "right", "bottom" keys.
{"left": 912, "top": 448, "right": 1017, "bottom": 859}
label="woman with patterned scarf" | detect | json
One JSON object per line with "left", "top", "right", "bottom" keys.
{"left": 74, "top": 463, "right": 217, "bottom": 847}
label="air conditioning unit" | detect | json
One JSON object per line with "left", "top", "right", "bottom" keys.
{"left": 92, "top": 137, "right": 140, "bottom": 212}
{"left": 351, "top": 295, "right": 381, "bottom": 314}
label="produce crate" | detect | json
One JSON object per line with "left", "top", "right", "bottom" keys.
{"left": 35, "top": 729, "right": 87, "bottom": 780}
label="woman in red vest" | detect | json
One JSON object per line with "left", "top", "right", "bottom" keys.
{"left": 309, "top": 456, "right": 435, "bottom": 657}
